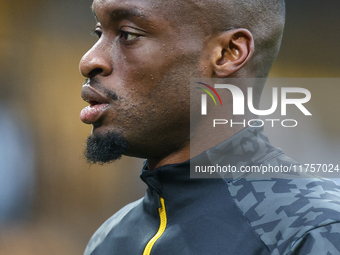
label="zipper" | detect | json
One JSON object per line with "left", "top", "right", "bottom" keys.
{"left": 143, "top": 194, "right": 167, "bottom": 255}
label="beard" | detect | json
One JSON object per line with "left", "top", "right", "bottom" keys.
{"left": 84, "top": 131, "right": 129, "bottom": 164}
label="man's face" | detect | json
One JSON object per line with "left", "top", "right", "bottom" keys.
{"left": 79, "top": 0, "right": 208, "bottom": 162}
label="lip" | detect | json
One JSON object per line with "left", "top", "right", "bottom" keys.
{"left": 80, "top": 85, "right": 110, "bottom": 124}
{"left": 81, "top": 84, "right": 110, "bottom": 104}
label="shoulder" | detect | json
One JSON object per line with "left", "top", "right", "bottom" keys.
{"left": 228, "top": 177, "right": 340, "bottom": 254}
{"left": 84, "top": 198, "right": 143, "bottom": 255}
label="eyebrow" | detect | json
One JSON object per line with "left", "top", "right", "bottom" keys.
{"left": 91, "top": 6, "right": 150, "bottom": 23}
{"left": 92, "top": 8, "right": 99, "bottom": 22}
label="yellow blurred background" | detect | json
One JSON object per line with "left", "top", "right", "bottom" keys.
{"left": 0, "top": 0, "right": 339, "bottom": 254}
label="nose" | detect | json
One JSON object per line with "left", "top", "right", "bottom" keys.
{"left": 79, "top": 42, "right": 113, "bottom": 78}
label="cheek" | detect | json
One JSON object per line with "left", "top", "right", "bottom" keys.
{"left": 109, "top": 39, "right": 203, "bottom": 115}
{"left": 113, "top": 58, "right": 160, "bottom": 97}
{"left": 114, "top": 41, "right": 198, "bottom": 90}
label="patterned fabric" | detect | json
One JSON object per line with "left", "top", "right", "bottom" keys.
{"left": 84, "top": 199, "right": 143, "bottom": 255}
{"left": 229, "top": 178, "right": 340, "bottom": 254}
{"left": 84, "top": 125, "right": 340, "bottom": 254}
{"left": 207, "top": 124, "right": 340, "bottom": 253}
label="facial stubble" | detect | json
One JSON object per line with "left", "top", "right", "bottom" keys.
{"left": 84, "top": 131, "right": 129, "bottom": 164}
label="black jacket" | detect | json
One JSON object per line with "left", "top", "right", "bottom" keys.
{"left": 85, "top": 126, "right": 340, "bottom": 255}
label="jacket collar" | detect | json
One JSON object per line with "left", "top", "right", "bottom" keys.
{"left": 140, "top": 124, "right": 282, "bottom": 194}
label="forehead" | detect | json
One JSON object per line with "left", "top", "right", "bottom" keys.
{"left": 92, "top": 0, "right": 204, "bottom": 24}
{"left": 93, "top": 0, "right": 148, "bottom": 14}
{"left": 92, "top": 0, "right": 166, "bottom": 20}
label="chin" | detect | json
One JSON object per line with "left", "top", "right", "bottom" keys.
{"left": 84, "top": 129, "right": 129, "bottom": 164}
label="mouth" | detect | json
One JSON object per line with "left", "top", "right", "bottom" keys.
{"left": 80, "top": 85, "right": 110, "bottom": 124}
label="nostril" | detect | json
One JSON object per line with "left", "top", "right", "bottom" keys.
{"left": 88, "top": 68, "right": 105, "bottom": 78}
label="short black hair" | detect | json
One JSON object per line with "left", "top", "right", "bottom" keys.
{"left": 210, "top": 0, "right": 286, "bottom": 77}
{"left": 162, "top": 0, "right": 285, "bottom": 77}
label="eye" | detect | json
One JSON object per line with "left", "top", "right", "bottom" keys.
{"left": 92, "top": 28, "right": 102, "bottom": 38}
{"left": 92, "top": 23, "right": 102, "bottom": 38}
{"left": 120, "top": 30, "right": 140, "bottom": 41}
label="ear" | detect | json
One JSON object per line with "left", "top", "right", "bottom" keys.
{"left": 210, "top": 29, "right": 254, "bottom": 77}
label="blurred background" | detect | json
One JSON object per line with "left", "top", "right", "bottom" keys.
{"left": 0, "top": 0, "right": 339, "bottom": 254}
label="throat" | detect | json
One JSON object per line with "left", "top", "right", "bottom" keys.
{"left": 147, "top": 144, "right": 191, "bottom": 170}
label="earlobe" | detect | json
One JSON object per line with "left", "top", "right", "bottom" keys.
{"left": 213, "top": 29, "right": 254, "bottom": 77}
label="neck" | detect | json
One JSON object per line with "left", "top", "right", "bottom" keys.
{"left": 147, "top": 144, "right": 191, "bottom": 170}
{"left": 147, "top": 113, "right": 256, "bottom": 170}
